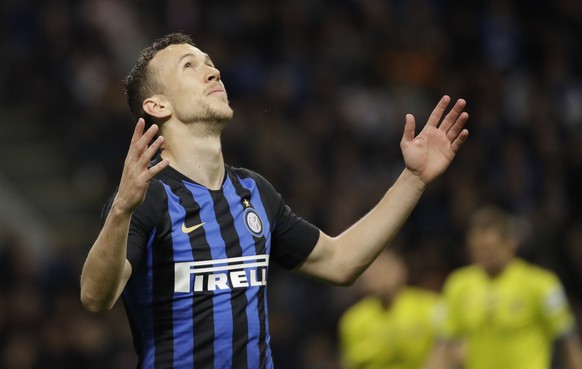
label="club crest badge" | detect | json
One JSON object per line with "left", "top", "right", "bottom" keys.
{"left": 244, "top": 208, "right": 264, "bottom": 237}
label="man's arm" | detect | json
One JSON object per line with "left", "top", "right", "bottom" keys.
{"left": 562, "top": 332, "right": 582, "bottom": 369}
{"left": 80, "top": 119, "right": 169, "bottom": 312}
{"left": 298, "top": 96, "right": 469, "bottom": 285}
{"left": 423, "top": 340, "right": 463, "bottom": 369}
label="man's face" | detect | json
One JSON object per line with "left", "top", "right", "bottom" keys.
{"left": 359, "top": 251, "right": 407, "bottom": 298}
{"left": 149, "top": 43, "right": 233, "bottom": 124}
{"left": 467, "top": 228, "right": 515, "bottom": 275}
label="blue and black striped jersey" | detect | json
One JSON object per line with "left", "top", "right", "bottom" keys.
{"left": 101, "top": 164, "right": 320, "bottom": 369}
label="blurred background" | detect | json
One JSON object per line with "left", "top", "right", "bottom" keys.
{"left": 1, "top": 0, "right": 582, "bottom": 368}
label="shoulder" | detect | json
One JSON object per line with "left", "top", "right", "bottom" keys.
{"left": 403, "top": 287, "right": 439, "bottom": 304}
{"left": 340, "top": 297, "right": 381, "bottom": 324}
{"left": 444, "top": 264, "right": 482, "bottom": 287}
{"left": 512, "top": 259, "right": 563, "bottom": 291}
{"left": 440, "top": 265, "right": 486, "bottom": 302}
{"left": 229, "top": 165, "right": 257, "bottom": 178}
{"left": 139, "top": 178, "right": 167, "bottom": 208}
{"left": 398, "top": 288, "right": 439, "bottom": 316}
{"left": 147, "top": 176, "right": 168, "bottom": 194}
{"left": 100, "top": 179, "right": 166, "bottom": 225}
{"left": 130, "top": 179, "right": 167, "bottom": 228}
{"left": 228, "top": 166, "right": 283, "bottom": 205}
{"left": 514, "top": 259, "right": 558, "bottom": 279}
{"left": 229, "top": 166, "right": 275, "bottom": 188}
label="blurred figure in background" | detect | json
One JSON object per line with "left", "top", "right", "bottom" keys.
{"left": 424, "top": 205, "right": 582, "bottom": 369}
{"left": 339, "top": 248, "right": 438, "bottom": 369}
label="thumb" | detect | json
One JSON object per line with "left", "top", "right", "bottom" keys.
{"left": 401, "top": 114, "right": 416, "bottom": 145}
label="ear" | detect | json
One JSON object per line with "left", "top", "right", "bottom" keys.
{"left": 143, "top": 95, "right": 172, "bottom": 119}
{"left": 507, "top": 235, "right": 520, "bottom": 253}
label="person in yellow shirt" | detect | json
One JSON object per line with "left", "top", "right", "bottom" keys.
{"left": 339, "top": 248, "right": 439, "bottom": 369}
{"left": 425, "top": 205, "right": 582, "bottom": 369}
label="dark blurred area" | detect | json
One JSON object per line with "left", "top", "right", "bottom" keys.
{"left": 1, "top": 0, "right": 582, "bottom": 368}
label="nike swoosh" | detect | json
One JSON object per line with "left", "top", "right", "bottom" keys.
{"left": 181, "top": 222, "right": 206, "bottom": 234}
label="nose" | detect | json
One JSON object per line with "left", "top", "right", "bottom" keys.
{"left": 205, "top": 66, "right": 221, "bottom": 83}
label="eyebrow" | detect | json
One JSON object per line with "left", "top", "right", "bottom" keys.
{"left": 178, "top": 52, "right": 213, "bottom": 66}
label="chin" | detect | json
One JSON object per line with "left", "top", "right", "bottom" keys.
{"left": 212, "top": 110, "right": 234, "bottom": 123}
{"left": 210, "top": 101, "right": 234, "bottom": 119}
{"left": 197, "top": 104, "right": 234, "bottom": 123}
{"left": 220, "top": 106, "right": 234, "bottom": 120}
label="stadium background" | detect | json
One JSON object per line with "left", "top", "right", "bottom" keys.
{"left": 1, "top": 0, "right": 581, "bottom": 368}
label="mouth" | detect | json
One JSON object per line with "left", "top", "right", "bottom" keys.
{"left": 207, "top": 87, "right": 226, "bottom": 96}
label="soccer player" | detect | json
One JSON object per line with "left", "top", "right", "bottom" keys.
{"left": 424, "top": 206, "right": 582, "bottom": 369}
{"left": 339, "top": 248, "right": 439, "bottom": 369}
{"left": 79, "top": 32, "right": 469, "bottom": 369}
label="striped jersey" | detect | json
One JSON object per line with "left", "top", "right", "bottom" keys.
{"left": 101, "top": 164, "right": 320, "bottom": 369}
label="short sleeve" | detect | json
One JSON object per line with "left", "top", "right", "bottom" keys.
{"left": 537, "top": 272, "right": 575, "bottom": 339}
{"left": 270, "top": 199, "right": 320, "bottom": 269}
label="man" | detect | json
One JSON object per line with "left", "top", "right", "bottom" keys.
{"left": 339, "top": 249, "right": 438, "bottom": 369}
{"left": 424, "top": 206, "right": 582, "bottom": 369}
{"left": 79, "top": 32, "right": 469, "bottom": 369}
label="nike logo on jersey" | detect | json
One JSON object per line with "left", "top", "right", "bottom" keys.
{"left": 181, "top": 222, "right": 205, "bottom": 234}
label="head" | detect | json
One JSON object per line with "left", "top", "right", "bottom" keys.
{"left": 124, "top": 33, "right": 233, "bottom": 130}
{"left": 359, "top": 248, "right": 408, "bottom": 301}
{"left": 466, "top": 205, "right": 518, "bottom": 276}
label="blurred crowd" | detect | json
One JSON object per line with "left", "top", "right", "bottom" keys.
{"left": 1, "top": 0, "right": 582, "bottom": 368}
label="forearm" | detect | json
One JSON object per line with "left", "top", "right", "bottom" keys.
{"left": 423, "top": 341, "right": 460, "bottom": 369}
{"left": 300, "top": 169, "right": 425, "bottom": 284}
{"left": 563, "top": 333, "right": 582, "bottom": 369}
{"left": 80, "top": 201, "right": 132, "bottom": 312}
{"left": 335, "top": 169, "right": 424, "bottom": 274}
{"left": 299, "top": 96, "right": 468, "bottom": 284}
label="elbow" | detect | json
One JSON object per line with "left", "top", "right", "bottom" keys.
{"left": 336, "top": 278, "right": 356, "bottom": 288}
{"left": 339, "top": 274, "right": 360, "bottom": 287}
{"left": 315, "top": 257, "right": 364, "bottom": 287}
{"left": 331, "top": 268, "right": 362, "bottom": 287}
{"left": 80, "top": 288, "right": 113, "bottom": 313}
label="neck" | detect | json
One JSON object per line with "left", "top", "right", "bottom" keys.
{"left": 160, "top": 120, "right": 226, "bottom": 190}
{"left": 380, "top": 285, "right": 404, "bottom": 308}
{"left": 484, "top": 258, "right": 513, "bottom": 278}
